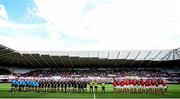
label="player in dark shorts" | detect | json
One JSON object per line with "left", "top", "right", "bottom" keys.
{"left": 47, "top": 81, "right": 51, "bottom": 92}
{"left": 90, "top": 81, "right": 93, "bottom": 93}
{"left": 18, "top": 80, "right": 22, "bottom": 92}
{"left": 22, "top": 80, "right": 26, "bottom": 92}
{"left": 80, "top": 82, "right": 84, "bottom": 92}
{"left": 69, "top": 80, "right": 73, "bottom": 93}
{"left": 101, "top": 81, "right": 105, "bottom": 93}
{"left": 74, "top": 81, "right": 77, "bottom": 92}
{"left": 44, "top": 80, "right": 49, "bottom": 92}
{"left": 84, "top": 81, "right": 87, "bottom": 92}
{"left": 50, "top": 81, "right": 53, "bottom": 92}
{"left": 28, "top": 80, "right": 31, "bottom": 92}
{"left": 65, "top": 81, "right": 68, "bottom": 92}
{"left": 55, "top": 81, "right": 58, "bottom": 92}
{"left": 57, "top": 81, "right": 61, "bottom": 92}
{"left": 51, "top": 81, "right": 56, "bottom": 92}
{"left": 78, "top": 81, "right": 81, "bottom": 92}
{"left": 67, "top": 81, "right": 70, "bottom": 93}
{"left": 61, "top": 81, "right": 64, "bottom": 92}
{"left": 53, "top": 81, "right": 56, "bottom": 92}
{"left": 41, "top": 81, "right": 45, "bottom": 92}
{"left": 39, "top": 81, "right": 43, "bottom": 92}
{"left": 70, "top": 80, "right": 73, "bottom": 92}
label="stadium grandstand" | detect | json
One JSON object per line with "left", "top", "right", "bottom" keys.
{"left": 0, "top": 43, "right": 180, "bottom": 98}
{"left": 0, "top": 43, "right": 180, "bottom": 81}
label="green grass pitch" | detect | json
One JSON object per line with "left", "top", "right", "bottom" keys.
{"left": 0, "top": 83, "right": 180, "bottom": 98}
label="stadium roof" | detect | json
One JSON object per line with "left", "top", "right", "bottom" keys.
{"left": 0, "top": 44, "right": 180, "bottom": 68}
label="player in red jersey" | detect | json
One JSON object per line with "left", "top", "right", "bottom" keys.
{"left": 123, "top": 80, "right": 127, "bottom": 94}
{"left": 132, "top": 79, "right": 136, "bottom": 92}
{"left": 158, "top": 79, "right": 163, "bottom": 94}
{"left": 145, "top": 80, "right": 149, "bottom": 94}
{"left": 129, "top": 79, "right": 133, "bottom": 93}
{"left": 137, "top": 80, "right": 141, "bottom": 92}
{"left": 150, "top": 79, "right": 155, "bottom": 93}
{"left": 162, "top": 79, "right": 167, "bottom": 94}
{"left": 141, "top": 79, "right": 145, "bottom": 93}
{"left": 121, "top": 80, "right": 125, "bottom": 94}
{"left": 113, "top": 80, "right": 117, "bottom": 94}
{"left": 155, "top": 79, "right": 159, "bottom": 94}
{"left": 126, "top": 80, "right": 129, "bottom": 93}
{"left": 117, "top": 80, "right": 121, "bottom": 93}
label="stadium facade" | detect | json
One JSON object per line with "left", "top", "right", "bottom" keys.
{"left": 0, "top": 44, "right": 180, "bottom": 68}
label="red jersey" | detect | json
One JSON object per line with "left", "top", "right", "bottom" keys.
{"left": 138, "top": 81, "right": 141, "bottom": 86}
{"left": 145, "top": 81, "right": 149, "bottom": 86}
{"left": 126, "top": 81, "right": 129, "bottom": 86}
{"left": 129, "top": 80, "right": 133, "bottom": 85}
{"left": 149, "top": 81, "right": 152, "bottom": 86}
{"left": 117, "top": 81, "right": 121, "bottom": 86}
{"left": 151, "top": 80, "right": 155, "bottom": 86}
{"left": 141, "top": 80, "right": 145, "bottom": 86}
{"left": 113, "top": 81, "right": 117, "bottom": 87}
{"left": 162, "top": 81, "right": 167, "bottom": 86}
{"left": 121, "top": 81, "right": 124, "bottom": 86}
{"left": 133, "top": 80, "right": 136, "bottom": 86}
{"left": 155, "top": 81, "right": 158, "bottom": 87}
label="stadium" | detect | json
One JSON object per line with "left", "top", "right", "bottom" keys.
{"left": 0, "top": 0, "right": 180, "bottom": 98}
{"left": 0, "top": 44, "right": 180, "bottom": 98}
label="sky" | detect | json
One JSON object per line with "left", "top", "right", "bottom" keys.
{"left": 0, "top": 0, "right": 180, "bottom": 51}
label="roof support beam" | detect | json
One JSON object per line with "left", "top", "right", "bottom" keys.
{"left": 130, "top": 51, "right": 141, "bottom": 66}
{"left": 21, "top": 54, "right": 35, "bottom": 67}
{"left": 0, "top": 51, "right": 15, "bottom": 57}
{"left": 155, "top": 51, "right": 172, "bottom": 65}
{"left": 139, "top": 51, "right": 152, "bottom": 66}
{"left": 105, "top": 52, "right": 110, "bottom": 67}
{"left": 96, "top": 52, "right": 100, "bottom": 66}
{"left": 49, "top": 55, "right": 59, "bottom": 67}
{"left": 88, "top": 52, "right": 90, "bottom": 67}
{"left": 78, "top": 57, "right": 82, "bottom": 67}
{"left": 59, "top": 56, "right": 65, "bottom": 67}
{"left": 30, "top": 54, "right": 44, "bottom": 67}
{"left": 10, "top": 53, "right": 18, "bottom": 66}
{"left": 172, "top": 49, "right": 175, "bottom": 60}
{"left": 113, "top": 51, "right": 120, "bottom": 67}
{"left": 175, "top": 51, "right": 180, "bottom": 59}
{"left": 147, "top": 51, "right": 162, "bottom": 66}
{"left": 0, "top": 52, "right": 15, "bottom": 62}
{"left": 69, "top": 56, "right": 74, "bottom": 67}
{"left": 122, "top": 51, "right": 131, "bottom": 66}
{"left": 19, "top": 54, "right": 29, "bottom": 67}
{"left": 39, "top": 55, "right": 50, "bottom": 67}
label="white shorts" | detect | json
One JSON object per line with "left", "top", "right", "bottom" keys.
{"left": 124, "top": 85, "right": 127, "bottom": 88}
{"left": 159, "top": 85, "right": 163, "bottom": 88}
{"left": 149, "top": 86, "right": 153, "bottom": 88}
{"left": 133, "top": 86, "right": 136, "bottom": 88}
{"left": 163, "top": 86, "right": 167, "bottom": 89}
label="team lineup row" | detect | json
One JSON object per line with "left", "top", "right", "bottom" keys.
{"left": 10, "top": 79, "right": 168, "bottom": 94}
{"left": 10, "top": 79, "right": 102, "bottom": 93}
{"left": 112, "top": 79, "right": 168, "bottom": 94}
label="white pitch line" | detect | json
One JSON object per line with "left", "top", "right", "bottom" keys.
{"left": 93, "top": 92, "right": 96, "bottom": 99}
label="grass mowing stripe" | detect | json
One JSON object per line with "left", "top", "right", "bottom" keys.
{"left": 0, "top": 83, "right": 180, "bottom": 98}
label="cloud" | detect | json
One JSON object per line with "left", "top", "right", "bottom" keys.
{"left": 0, "top": 4, "right": 8, "bottom": 20}
{"left": 1, "top": 0, "right": 180, "bottom": 51}
{"left": 32, "top": 0, "right": 180, "bottom": 50}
